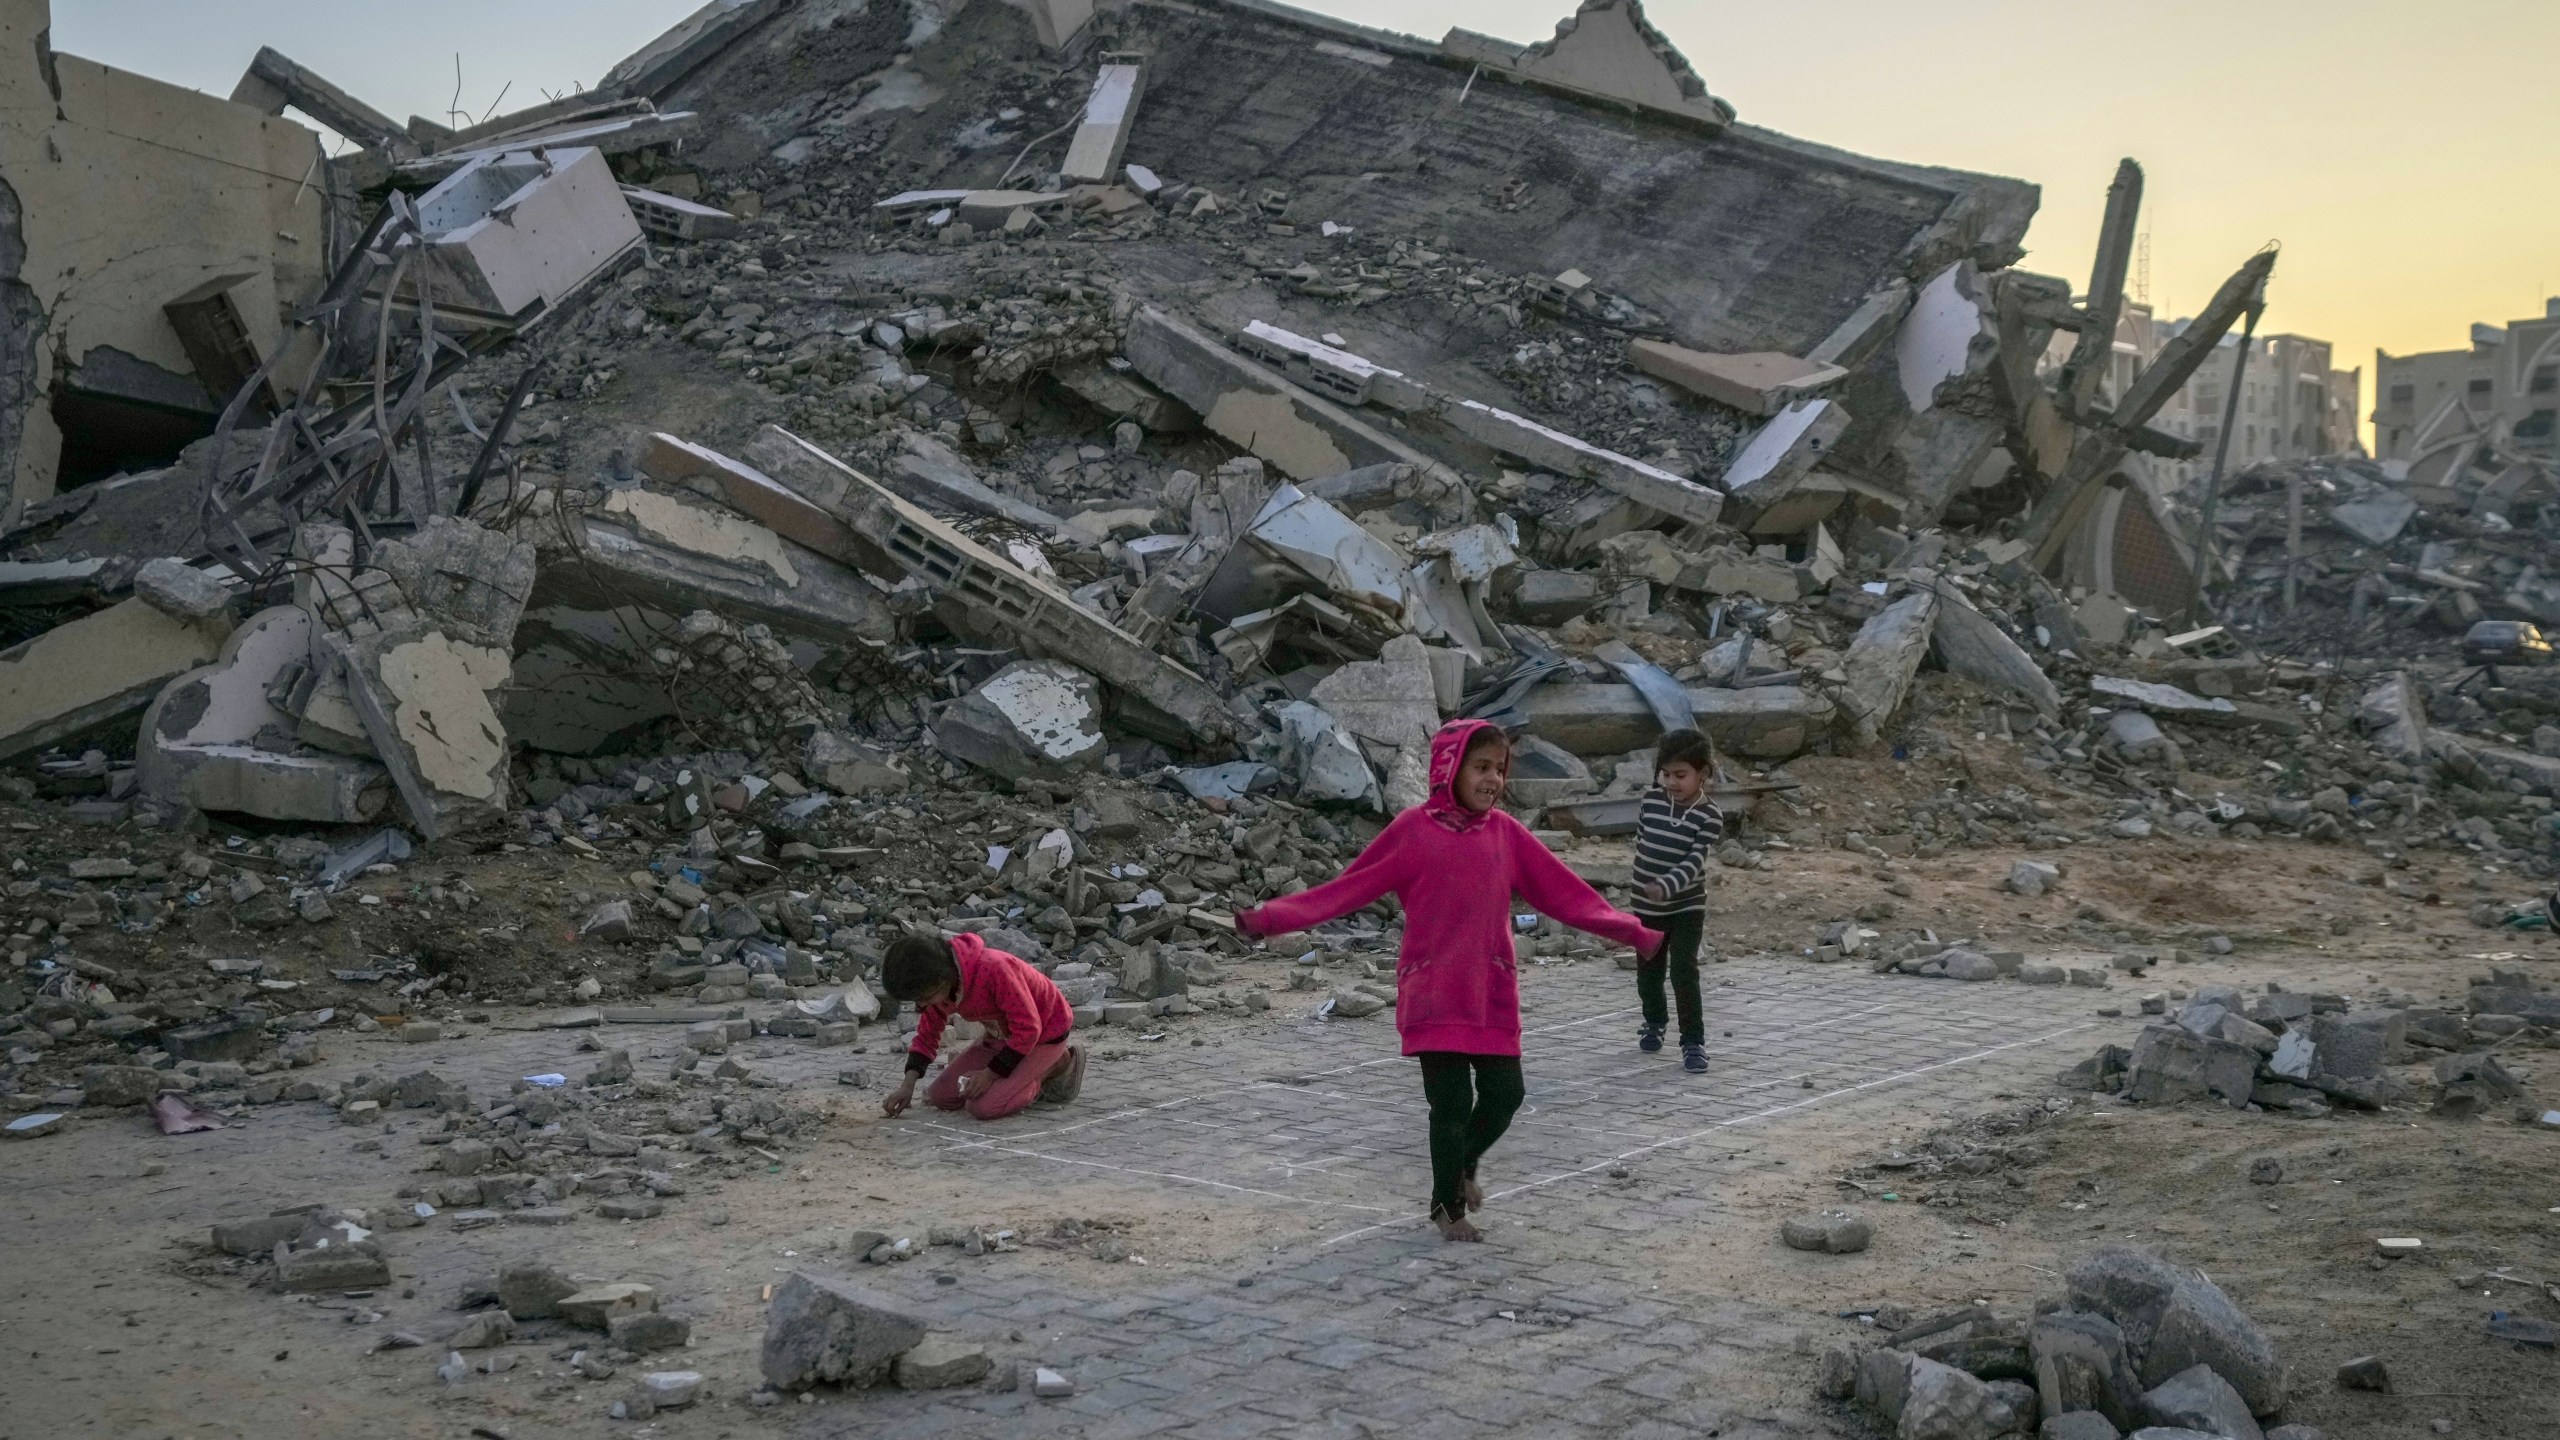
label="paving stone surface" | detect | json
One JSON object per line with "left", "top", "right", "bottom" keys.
{"left": 765, "top": 958, "right": 2102, "bottom": 1439}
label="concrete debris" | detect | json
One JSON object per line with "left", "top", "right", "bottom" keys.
{"left": 935, "top": 661, "right": 1106, "bottom": 784}
{"left": 759, "top": 1271, "right": 928, "bottom": 1391}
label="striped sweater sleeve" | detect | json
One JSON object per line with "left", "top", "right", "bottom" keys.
{"left": 1632, "top": 791, "right": 1725, "bottom": 909}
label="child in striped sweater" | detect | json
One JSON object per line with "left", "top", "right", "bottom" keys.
{"left": 1630, "top": 728, "right": 1726, "bottom": 1073}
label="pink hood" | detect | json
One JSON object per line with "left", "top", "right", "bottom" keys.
{"left": 1422, "top": 717, "right": 1508, "bottom": 833}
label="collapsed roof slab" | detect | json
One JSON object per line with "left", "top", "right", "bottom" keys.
{"left": 1109, "top": 0, "right": 2035, "bottom": 359}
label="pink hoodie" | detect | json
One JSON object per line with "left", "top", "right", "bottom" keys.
{"left": 1237, "top": 718, "right": 1662, "bottom": 1056}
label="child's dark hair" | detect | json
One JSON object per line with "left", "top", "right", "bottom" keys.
{"left": 1656, "top": 728, "right": 1715, "bottom": 773}
{"left": 1463, "top": 726, "right": 1512, "bottom": 762}
{"left": 881, "top": 931, "right": 960, "bottom": 1001}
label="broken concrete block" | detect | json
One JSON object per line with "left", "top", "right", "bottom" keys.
{"left": 133, "top": 558, "right": 233, "bottom": 623}
{"left": 934, "top": 661, "right": 1105, "bottom": 784}
{"left": 1780, "top": 1209, "right": 1872, "bottom": 1254}
{"left": 1933, "top": 593, "right": 2061, "bottom": 716}
{"left": 2029, "top": 1310, "right": 2142, "bottom": 1434}
{"left": 412, "top": 147, "right": 644, "bottom": 323}
{"left": 1275, "top": 701, "right": 1381, "bottom": 809}
{"left": 2356, "top": 671, "right": 2431, "bottom": 764}
{"left": 2140, "top": 1277, "right": 2284, "bottom": 1416}
{"left": 137, "top": 605, "right": 392, "bottom": 824}
{"left": 1511, "top": 569, "right": 1604, "bottom": 625}
{"left": 557, "top": 1283, "right": 657, "bottom": 1331}
{"left": 499, "top": 1262, "right": 581, "bottom": 1320}
{"left": 330, "top": 625, "right": 513, "bottom": 840}
{"left": 2120, "top": 1025, "right": 2257, "bottom": 1110}
{"left": 2140, "top": 1364, "right": 2263, "bottom": 1440}
{"left": 1720, "top": 399, "right": 1849, "bottom": 510}
{"left": 1627, "top": 341, "right": 1845, "bottom": 416}
{"left": 759, "top": 1271, "right": 927, "bottom": 1391}
{"left": 0, "top": 599, "right": 226, "bottom": 765}
{"left": 1838, "top": 591, "right": 1939, "bottom": 747}
{"left": 1310, "top": 635, "right": 1442, "bottom": 812}
{"left": 371, "top": 516, "right": 538, "bottom": 649}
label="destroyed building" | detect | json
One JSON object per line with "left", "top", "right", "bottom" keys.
{"left": 0, "top": 4, "right": 2555, "bottom": 1434}
{"left": 2, "top": 0, "right": 2552, "bottom": 844}
{"left": 0, "top": 0, "right": 2551, "bottom": 988}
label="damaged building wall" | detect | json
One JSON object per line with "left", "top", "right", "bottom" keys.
{"left": 0, "top": 0, "right": 329, "bottom": 517}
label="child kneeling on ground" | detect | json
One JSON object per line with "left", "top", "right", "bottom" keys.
{"left": 1236, "top": 719, "right": 1662, "bottom": 1242}
{"left": 879, "top": 930, "right": 1084, "bottom": 1121}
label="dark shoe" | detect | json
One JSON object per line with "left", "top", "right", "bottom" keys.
{"left": 1638, "top": 1024, "right": 1664, "bottom": 1054}
{"left": 1038, "top": 1045, "right": 1086, "bottom": 1104}
{"left": 1682, "top": 1044, "right": 1709, "bottom": 1074}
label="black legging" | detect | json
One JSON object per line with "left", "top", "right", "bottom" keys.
{"left": 1417, "top": 1052, "right": 1525, "bottom": 1221}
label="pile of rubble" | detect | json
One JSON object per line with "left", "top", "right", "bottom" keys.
{"left": 3, "top": 0, "right": 2555, "bottom": 1137}
{"left": 2068, "top": 967, "right": 2556, "bottom": 1124}
{"left": 1819, "top": 1244, "right": 2313, "bottom": 1440}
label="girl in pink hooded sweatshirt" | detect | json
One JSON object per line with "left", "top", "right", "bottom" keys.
{"left": 1237, "top": 719, "right": 1662, "bottom": 1241}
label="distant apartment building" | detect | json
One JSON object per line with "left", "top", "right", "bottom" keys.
{"left": 2053, "top": 301, "right": 2362, "bottom": 489}
{"left": 2372, "top": 300, "right": 2560, "bottom": 483}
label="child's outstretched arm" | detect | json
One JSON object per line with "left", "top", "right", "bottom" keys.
{"left": 1236, "top": 820, "right": 1412, "bottom": 939}
{"left": 1511, "top": 833, "right": 1663, "bottom": 957}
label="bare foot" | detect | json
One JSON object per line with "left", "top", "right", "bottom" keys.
{"left": 1461, "top": 1173, "right": 1484, "bottom": 1213}
{"left": 1433, "top": 1211, "right": 1483, "bottom": 1242}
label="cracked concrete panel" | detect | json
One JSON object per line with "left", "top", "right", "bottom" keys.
{"left": 1200, "top": 388, "right": 1354, "bottom": 481}
{"left": 334, "top": 626, "right": 512, "bottom": 838}
{"left": 0, "top": 597, "right": 224, "bottom": 763}
{"left": 603, "top": 487, "right": 801, "bottom": 586}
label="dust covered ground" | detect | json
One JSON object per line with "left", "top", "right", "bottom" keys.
{"left": 3, "top": 736, "right": 2555, "bottom": 1440}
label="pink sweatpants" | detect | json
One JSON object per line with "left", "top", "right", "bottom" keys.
{"left": 925, "top": 1035, "right": 1075, "bottom": 1120}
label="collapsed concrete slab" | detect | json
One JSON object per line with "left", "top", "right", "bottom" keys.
{"left": 601, "top": 488, "right": 803, "bottom": 588}
{"left": 1627, "top": 341, "right": 1845, "bottom": 416}
{"left": 1236, "top": 319, "right": 1724, "bottom": 526}
{"left": 1518, "top": 680, "right": 1831, "bottom": 759}
{"left": 136, "top": 605, "right": 390, "bottom": 823}
{"left": 330, "top": 625, "right": 513, "bottom": 840}
{"left": 1121, "top": 309, "right": 1462, "bottom": 493}
{"left": 1838, "top": 591, "right": 1940, "bottom": 747}
{"left": 228, "top": 46, "right": 410, "bottom": 153}
{"left": 890, "top": 433, "right": 1065, "bottom": 533}
{"left": 600, "top": 0, "right": 792, "bottom": 101}
{"left": 0, "top": 598, "right": 227, "bottom": 764}
{"left": 1720, "top": 399, "right": 1849, "bottom": 514}
{"left": 740, "top": 426, "right": 1233, "bottom": 747}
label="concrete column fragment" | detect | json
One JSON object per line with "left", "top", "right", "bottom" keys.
{"left": 1061, "top": 64, "right": 1144, "bottom": 185}
{"left": 409, "top": 147, "right": 645, "bottom": 324}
